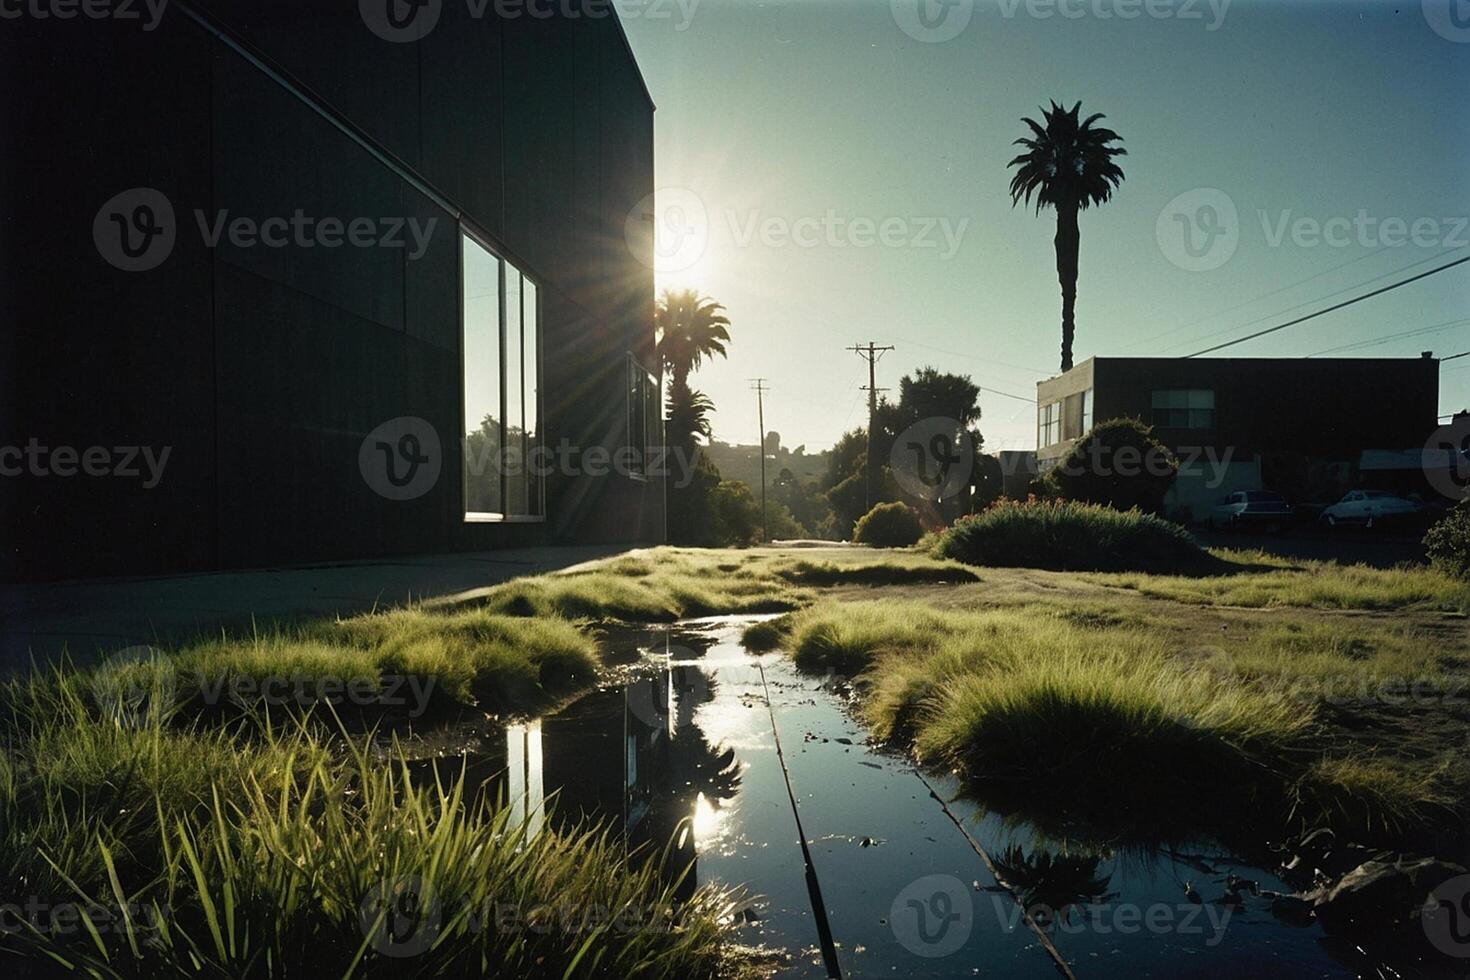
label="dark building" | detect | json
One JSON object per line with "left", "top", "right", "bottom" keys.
{"left": 1, "top": 0, "right": 664, "bottom": 583}
{"left": 1036, "top": 356, "right": 1441, "bottom": 518}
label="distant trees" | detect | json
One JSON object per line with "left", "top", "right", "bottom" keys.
{"left": 1007, "top": 101, "right": 1127, "bottom": 372}
{"left": 818, "top": 366, "right": 986, "bottom": 539}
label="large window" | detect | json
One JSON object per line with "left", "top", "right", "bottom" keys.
{"left": 627, "top": 355, "right": 661, "bottom": 480}
{"left": 462, "top": 232, "right": 542, "bottom": 521}
{"left": 1151, "top": 389, "right": 1215, "bottom": 430}
{"left": 1081, "top": 388, "right": 1094, "bottom": 434}
{"left": 1037, "top": 401, "right": 1062, "bottom": 447}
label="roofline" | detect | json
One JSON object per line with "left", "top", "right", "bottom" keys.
{"left": 609, "top": 6, "right": 657, "bottom": 112}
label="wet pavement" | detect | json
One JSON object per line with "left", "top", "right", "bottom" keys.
{"left": 409, "top": 617, "right": 1433, "bottom": 979}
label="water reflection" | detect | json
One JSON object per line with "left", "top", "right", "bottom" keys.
{"left": 426, "top": 633, "right": 744, "bottom": 901}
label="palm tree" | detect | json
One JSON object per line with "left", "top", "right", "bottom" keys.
{"left": 1007, "top": 101, "right": 1126, "bottom": 372}
{"left": 664, "top": 378, "right": 715, "bottom": 451}
{"left": 655, "top": 289, "right": 731, "bottom": 389}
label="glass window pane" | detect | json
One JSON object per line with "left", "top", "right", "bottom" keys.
{"left": 504, "top": 268, "right": 526, "bottom": 516}
{"left": 463, "top": 235, "right": 502, "bottom": 517}
{"left": 522, "top": 278, "right": 541, "bottom": 516}
{"left": 1189, "top": 389, "right": 1215, "bottom": 408}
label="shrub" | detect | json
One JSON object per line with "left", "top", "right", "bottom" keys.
{"left": 1424, "top": 499, "right": 1470, "bottom": 579}
{"left": 937, "top": 498, "right": 1203, "bottom": 572}
{"left": 853, "top": 501, "right": 923, "bottom": 548}
{"left": 1039, "top": 417, "right": 1178, "bottom": 514}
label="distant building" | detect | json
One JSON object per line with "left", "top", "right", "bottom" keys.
{"left": 1035, "top": 356, "right": 1441, "bottom": 520}
{"left": 1, "top": 1, "right": 662, "bottom": 582}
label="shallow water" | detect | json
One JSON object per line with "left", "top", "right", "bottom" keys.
{"left": 411, "top": 617, "right": 1451, "bottom": 978}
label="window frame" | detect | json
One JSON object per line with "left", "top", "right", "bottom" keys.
{"left": 626, "top": 354, "right": 661, "bottom": 482}
{"left": 460, "top": 227, "right": 545, "bottom": 524}
{"left": 1150, "top": 388, "right": 1216, "bottom": 430}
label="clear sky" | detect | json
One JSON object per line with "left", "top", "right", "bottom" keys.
{"left": 618, "top": 0, "right": 1470, "bottom": 453}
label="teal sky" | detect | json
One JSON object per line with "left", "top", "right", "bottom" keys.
{"left": 619, "top": 0, "right": 1470, "bottom": 453}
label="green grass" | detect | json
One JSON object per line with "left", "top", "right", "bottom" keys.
{"left": 471, "top": 547, "right": 978, "bottom": 624}
{"left": 761, "top": 599, "right": 1459, "bottom": 840}
{"left": 936, "top": 499, "right": 1207, "bottom": 572}
{"left": 0, "top": 669, "right": 739, "bottom": 978}
{"left": 1091, "top": 560, "right": 1470, "bottom": 612}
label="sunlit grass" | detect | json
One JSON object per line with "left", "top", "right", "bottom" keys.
{"left": 1090, "top": 560, "right": 1470, "bottom": 612}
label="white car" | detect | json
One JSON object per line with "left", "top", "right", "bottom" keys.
{"left": 1319, "top": 491, "right": 1418, "bottom": 528}
{"left": 1209, "top": 490, "right": 1292, "bottom": 531}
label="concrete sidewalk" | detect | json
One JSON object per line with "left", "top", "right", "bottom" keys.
{"left": 0, "top": 546, "right": 625, "bottom": 671}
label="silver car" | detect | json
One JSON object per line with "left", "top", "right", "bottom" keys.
{"left": 1209, "top": 490, "right": 1292, "bottom": 531}
{"left": 1319, "top": 490, "right": 1419, "bottom": 528}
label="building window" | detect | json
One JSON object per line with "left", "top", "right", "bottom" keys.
{"left": 1151, "top": 389, "right": 1215, "bottom": 429}
{"left": 627, "top": 355, "right": 661, "bottom": 480}
{"left": 462, "top": 231, "right": 542, "bottom": 521}
{"left": 1037, "top": 401, "right": 1062, "bottom": 447}
{"left": 1081, "top": 388, "right": 1093, "bottom": 434}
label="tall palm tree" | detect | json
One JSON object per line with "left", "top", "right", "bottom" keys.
{"left": 1007, "top": 101, "right": 1127, "bottom": 372}
{"left": 655, "top": 289, "right": 731, "bottom": 389}
{"left": 664, "top": 377, "right": 715, "bottom": 451}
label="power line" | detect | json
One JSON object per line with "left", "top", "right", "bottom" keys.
{"left": 1444, "top": 351, "right": 1470, "bottom": 363}
{"left": 980, "top": 385, "right": 1035, "bottom": 403}
{"left": 1305, "top": 316, "right": 1470, "bottom": 357}
{"left": 1183, "top": 255, "right": 1470, "bottom": 358}
{"left": 1166, "top": 246, "right": 1469, "bottom": 355}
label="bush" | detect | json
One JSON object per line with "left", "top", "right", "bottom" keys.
{"left": 936, "top": 498, "right": 1204, "bottom": 572}
{"left": 1040, "top": 417, "right": 1178, "bottom": 514}
{"left": 853, "top": 501, "right": 923, "bottom": 548}
{"left": 1424, "top": 499, "right": 1470, "bottom": 579}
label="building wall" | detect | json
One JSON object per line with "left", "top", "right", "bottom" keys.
{"left": 0, "top": 0, "right": 660, "bottom": 583}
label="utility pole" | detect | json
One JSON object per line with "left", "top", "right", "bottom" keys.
{"left": 846, "top": 343, "right": 893, "bottom": 510}
{"left": 750, "top": 378, "right": 769, "bottom": 543}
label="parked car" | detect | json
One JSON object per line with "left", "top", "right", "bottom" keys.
{"left": 1318, "top": 490, "right": 1419, "bottom": 528}
{"left": 1209, "top": 490, "right": 1293, "bottom": 531}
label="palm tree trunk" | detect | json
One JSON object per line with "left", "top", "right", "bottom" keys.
{"left": 1054, "top": 203, "right": 1080, "bottom": 373}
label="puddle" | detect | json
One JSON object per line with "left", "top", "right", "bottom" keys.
{"left": 406, "top": 618, "right": 1446, "bottom": 979}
